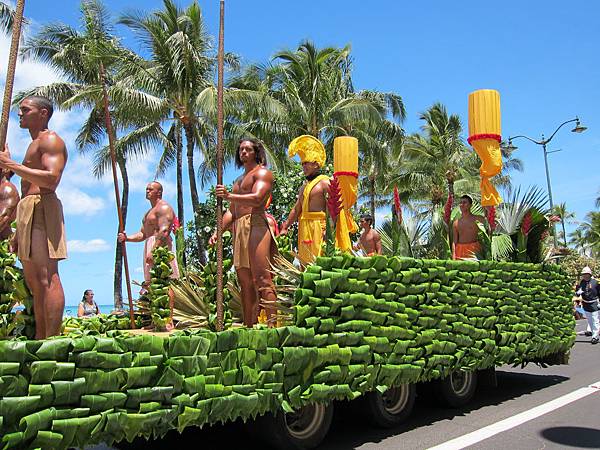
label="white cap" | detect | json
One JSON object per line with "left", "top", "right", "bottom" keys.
{"left": 581, "top": 266, "right": 593, "bottom": 275}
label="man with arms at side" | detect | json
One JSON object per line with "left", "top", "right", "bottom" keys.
{"left": 210, "top": 139, "right": 277, "bottom": 327}
{"left": 280, "top": 135, "right": 330, "bottom": 264}
{"left": 0, "top": 96, "right": 67, "bottom": 339}
{"left": 452, "top": 195, "right": 486, "bottom": 260}
{"left": 575, "top": 266, "right": 600, "bottom": 344}
{"left": 118, "top": 182, "right": 179, "bottom": 328}
{"left": 355, "top": 215, "right": 382, "bottom": 256}
{"left": 0, "top": 167, "right": 19, "bottom": 240}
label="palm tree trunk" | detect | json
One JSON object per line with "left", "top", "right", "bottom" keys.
{"left": 369, "top": 176, "right": 376, "bottom": 226}
{"left": 113, "top": 158, "right": 129, "bottom": 310}
{"left": 561, "top": 219, "right": 567, "bottom": 247}
{"left": 175, "top": 125, "right": 186, "bottom": 267}
{"left": 183, "top": 123, "right": 207, "bottom": 265}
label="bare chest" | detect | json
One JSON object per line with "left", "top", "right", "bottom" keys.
{"left": 233, "top": 172, "right": 256, "bottom": 194}
{"left": 143, "top": 207, "right": 161, "bottom": 230}
{"left": 21, "top": 143, "right": 43, "bottom": 170}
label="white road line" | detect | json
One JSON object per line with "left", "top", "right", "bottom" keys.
{"left": 428, "top": 380, "right": 600, "bottom": 450}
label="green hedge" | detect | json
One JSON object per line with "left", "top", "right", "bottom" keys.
{"left": 0, "top": 256, "right": 574, "bottom": 449}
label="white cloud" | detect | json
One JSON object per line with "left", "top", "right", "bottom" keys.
{"left": 58, "top": 187, "right": 106, "bottom": 217}
{"left": 67, "top": 238, "right": 110, "bottom": 253}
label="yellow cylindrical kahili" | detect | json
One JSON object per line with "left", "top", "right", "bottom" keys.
{"left": 468, "top": 89, "right": 503, "bottom": 207}
{"left": 333, "top": 136, "right": 359, "bottom": 252}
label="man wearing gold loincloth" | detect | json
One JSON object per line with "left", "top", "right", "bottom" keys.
{"left": 280, "top": 135, "right": 330, "bottom": 264}
{"left": 211, "top": 139, "right": 277, "bottom": 327}
{"left": 0, "top": 96, "right": 68, "bottom": 339}
{"left": 452, "top": 195, "right": 486, "bottom": 260}
{"left": 118, "top": 182, "right": 179, "bottom": 328}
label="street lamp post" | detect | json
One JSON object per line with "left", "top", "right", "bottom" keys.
{"left": 503, "top": 117, "right": 587, "bottom": 247}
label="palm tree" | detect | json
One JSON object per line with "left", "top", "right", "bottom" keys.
{"left": 573, "top": 211, "right": 600, "bottom": 257}
{"left": 230, "top": 41, "right": 390, "bottom": 163}
{"left": 0, "top": 1, "right": 21, "bottom": 35}
{"left": 553, "top": 202, "right": 575, "bottom": 247}
{"left": 568, "top": 228, "right": 588, "bottom": 255}
{"left": 16, "top": 0, "right": 157, "bottom": 309}
{"left": 117, "top": 0, "right": 281, "bottom": 262}
{"left": 354, "top": 92, "right": 405, "bottom": 223}
{"left": 389, "top": 103, "right": 473, "bottom": 217}
{"left": 116, "top": 0, "right": 213, "bottom": 264}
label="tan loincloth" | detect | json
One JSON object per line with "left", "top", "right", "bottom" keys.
{"left": 16, "top": 193, "right": 67, "bottom": 262}
{"left": 143, "top": 235, "right": 180, "bottom": 282}
{"left": 453, "top": 241, "right": 481, "bottom": 260}
{"left": 233, "top": 213, "right": 277, "bottom": 269}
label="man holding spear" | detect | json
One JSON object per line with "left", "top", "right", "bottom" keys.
{"left": 210, "top": 139, "right": 277, "bottom": 327}
{"left": 0, "top": 96, "right": 68, "bottom": 339}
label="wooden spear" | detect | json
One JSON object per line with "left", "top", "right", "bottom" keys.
{"left": 99, "top": 62, "right": 136, "bottom": 329}
{"left": 215, "top": 0, "right": 225, "bottom": 331}
{"left": 0, "top": 0, "right": 26, "bottom": 151}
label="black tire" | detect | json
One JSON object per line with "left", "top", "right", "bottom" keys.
{"left": 437, "top": 370, "right": 477, "bottom": 408}
{"left": 363, "top": 384, "right": 416, "bottom": 428}
{"left": 254, "top": 402, "right": 334, "bottom": 450}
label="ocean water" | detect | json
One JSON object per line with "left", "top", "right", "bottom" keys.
{"left": 63, "top": 304, "right": 115, "bottom": 317}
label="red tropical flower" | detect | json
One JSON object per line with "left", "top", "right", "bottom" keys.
{"left": 486, "top": 206, "right": 496, "bottom": 232}
{"left": 394, "top": 186, "right": 402, "bottom": 224}
{"left": 521, "top": 211, "right": 533, "bottom": 236}
{"left": 327, "top": 176, "right": 342, "bottom": 221}
{"left": 443, "top": 193, "right": 454, "bottom": 225}
{"left": 171, "top": 216, "right": 181, "bottom": 232}
{"left": 540, "top": 230, "right": 550, "bottom": 240}
{"left": 549, "top": 214, "right": 561, "bottom": 223}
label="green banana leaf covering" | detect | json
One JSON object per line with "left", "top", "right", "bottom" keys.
{"left": 0, "top": 255, "right": 574, "bottom": 449}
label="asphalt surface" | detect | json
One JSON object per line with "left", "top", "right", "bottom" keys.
{"left": 95, "top": 319, "right": 599, "bottom": 450}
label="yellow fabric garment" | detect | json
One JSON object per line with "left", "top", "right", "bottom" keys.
{"left": 472, "top": 139, "right": 503, "bottom": 206}
{"left": 468, "top": 89, "right": 503, "bottom": 207}
{"left": 333, "top": 136, "right": 359, "bottom": 252}
{"left": 298, "top": 175, "right": 329, "bottom": 264}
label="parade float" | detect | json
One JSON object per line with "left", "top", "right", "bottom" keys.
{"left": 0, "top": 2, "right": 576, "bottom": 449}
{"left": 0, "top": 91, "right": 576, "bottom": 449}
{"left": 0, "top": 253, "right": 575, "bottom": 449}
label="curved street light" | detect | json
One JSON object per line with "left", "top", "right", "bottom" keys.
{"left": 502, "top": 117, "right": 587, "bottom": 247}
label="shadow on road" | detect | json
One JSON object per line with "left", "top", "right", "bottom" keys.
{"left": 319, "top": 370, "right": 569, "bottom": 450}
{"left": 540, "top": 426, "right": 600, "bottom": 448}
{"left": 103, "top": 370, "right": 569, "bottom": 450}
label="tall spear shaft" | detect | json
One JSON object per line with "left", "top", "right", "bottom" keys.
{"left": 99, "top": 62, "right": 136, "bottom": 329}
{"left": 0, "top": 0, "right": 26, "bottom": 151}
{"left": 215, "top": 0, "right": 225, "bottom": 331}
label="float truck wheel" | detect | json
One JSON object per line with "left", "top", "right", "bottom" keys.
{"left": 255, "top": 402, "right": 334, "bottom": 450}
{"left": 363, "top": 384, "right": 416, "bottom": 428}
{"left": 437, "top": 370, "right": 477, "bottom": 408}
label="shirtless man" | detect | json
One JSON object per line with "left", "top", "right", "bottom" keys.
{"left": 356, "top": 215, "right": 382, "bottom": 256}
{"left": 452, "top": 195, "right": 486, "bottom": 260}
{"left": 0, "top": 96, "right": 68, "bottom": 339}
{"left": 0, "top": 168, "right": 19, "bottom": 240}
{"left": 118, "top": 182, "right": 179, "bottom": 283}
{"left": 280, "top": 135, "right": 330, "bottom": 264}
{"left": 118, "top": 182, "right": 179, "bottom": 329}
{"left": 210, "top": 139, "right": 277, "bottom": 327}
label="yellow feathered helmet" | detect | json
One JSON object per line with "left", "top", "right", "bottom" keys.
{"left": 288, "top": 135, "right": 326, "bottom": 168}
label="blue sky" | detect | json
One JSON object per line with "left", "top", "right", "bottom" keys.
{"left": 2, "top": 0, "right": 598, "bottom": 307}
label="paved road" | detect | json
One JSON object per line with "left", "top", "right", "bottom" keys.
{"left": 98, "top": 319, "right": 599, "bottom": 450}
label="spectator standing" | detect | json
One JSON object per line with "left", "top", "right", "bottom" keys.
{"left": 575, "top": 266, "right": 600, "bottom": 344}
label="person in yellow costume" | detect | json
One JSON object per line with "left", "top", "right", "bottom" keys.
{"left": 280, "top": 135, "right": 330, "bottom": 264}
